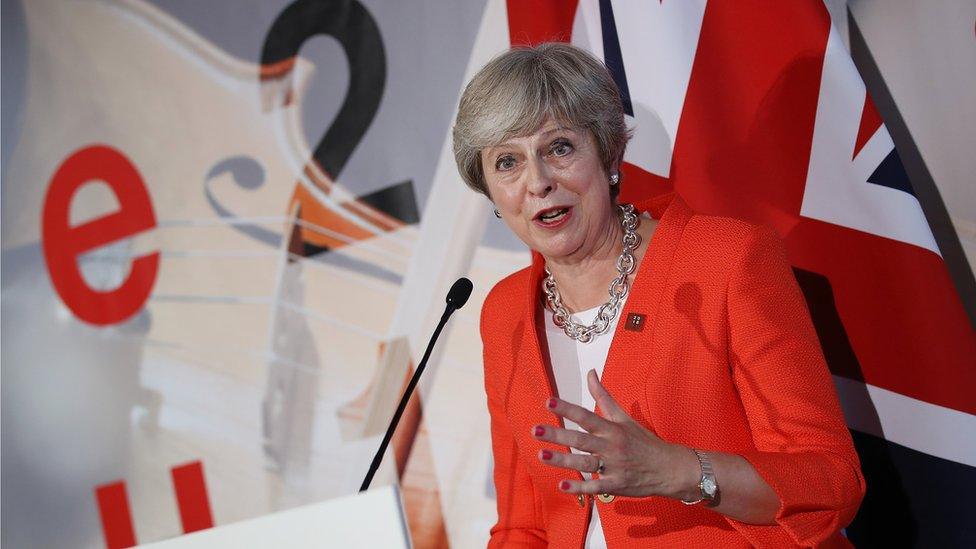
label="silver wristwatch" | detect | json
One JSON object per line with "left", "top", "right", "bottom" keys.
{"left": 681, "top": 449, "right": 719, "bottom": 506}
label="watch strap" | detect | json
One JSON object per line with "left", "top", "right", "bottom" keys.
{"left": 680, "top": 449, "right": 717, "bottom": 506}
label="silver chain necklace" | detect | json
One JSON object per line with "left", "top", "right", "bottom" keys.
{"left": 543, "top": 203, "right": 641, "bottom": 343}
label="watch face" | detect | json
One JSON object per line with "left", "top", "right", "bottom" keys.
{"left": 701, "top": 476, "right": 718, "bottom": 497}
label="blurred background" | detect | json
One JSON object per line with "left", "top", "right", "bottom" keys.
{"left": 2, "top": 1, "right": 973, "bottom": 547}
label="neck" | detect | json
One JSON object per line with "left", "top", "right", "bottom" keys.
{"left": 543, "top": 209, "right": 623, "bottom": 312}
{"left": 542, "top": 207, "right": 656, "bottom": 312}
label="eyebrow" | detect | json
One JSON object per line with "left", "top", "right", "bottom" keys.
{"left": 489, "top": 126, "right": 577, "bottom": 153}
{"left": 541, "top": 126, "right": 574, "bottom": 137}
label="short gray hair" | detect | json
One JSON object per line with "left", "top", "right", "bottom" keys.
{"left": 452, "top": 43, "right": 631, "bottom": 199}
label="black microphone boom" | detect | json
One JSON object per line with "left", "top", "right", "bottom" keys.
{"left": 359, "top": 277, "right": 474, "bottom": 492}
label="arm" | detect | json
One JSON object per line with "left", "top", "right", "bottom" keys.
{"left": 722, "top": 224, "right": 866, "bottom": 546}
{"left": 481, "top": 302, "right": 547, "bottom": 548}
{"left": 533, "top": 224, "right": 863, "bottom": 545}
{"left": 671, "top": 447, "right": 780, "bottom": 524}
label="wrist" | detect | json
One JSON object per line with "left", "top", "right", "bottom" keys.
{"left": 680, "top": 448, "right": 721, "bottom": 507}
{"left": 669, "top": 445, "right": 705, "bottom": 501}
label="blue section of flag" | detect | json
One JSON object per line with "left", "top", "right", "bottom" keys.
{"left": 848, "top": 430, "right": 976, "bottom": 548}
{"left": 867, "top": 148, "right": 915, "bottom": 196}
{"left": 598, "top": 0, "right": 633, "bottom": 117}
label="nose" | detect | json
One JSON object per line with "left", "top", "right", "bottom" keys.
{"left": 525, "top": 157, "right": 554, "bottom": 197}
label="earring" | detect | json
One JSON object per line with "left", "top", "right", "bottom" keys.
{"left": 609, "top": 173, "right": 620, "bottom": 186}
{"left": 493, "top": 208, "right": 502, "bottom": 219}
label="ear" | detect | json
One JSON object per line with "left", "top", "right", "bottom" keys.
{"left": 610, "top": 149, "right": 625, "bottom": 175}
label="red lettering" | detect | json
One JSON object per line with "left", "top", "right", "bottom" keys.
{"left": 171, "top": 461, "right": 214, "bottom": 533}
{"left": 42, "top": 145, "right": 158, "bottom": 325}
{"left": 94, "top": 481, "right": 137, "bottom": 548}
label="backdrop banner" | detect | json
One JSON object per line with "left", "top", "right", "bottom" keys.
{"left": 2, "top": 0, "right": 973, "bottom": 547}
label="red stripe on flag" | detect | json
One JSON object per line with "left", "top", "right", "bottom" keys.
{"left": 853, "top": 93, "right": 882, "bottom": 160}
{"left": 95, "top": 481, "right": 137, "bottom": 549}
{"left": 171, "top": 461, "right": 214, "bottom": 534}
{"left": 506, "top": 0, "right": 577, "bottom": 46}
{"left": 789, "top": 219, "right": 976, "bottom": 415}
{"left": 619, "top": 162, "right": 671, "bottom": 204}
{"left": 664, "top": 1, "right": 830, "bottom": 231}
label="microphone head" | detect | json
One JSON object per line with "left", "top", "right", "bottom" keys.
{"left": 446, "top": 277, "right": 474, "bottom": 310}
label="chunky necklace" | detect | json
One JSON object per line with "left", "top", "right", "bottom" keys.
{"left": 543, "top": 204, "right": 641, "bottom": 343}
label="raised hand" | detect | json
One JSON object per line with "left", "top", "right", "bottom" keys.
{"left": 532, "top": 369, "right": 699, "bottom": 499}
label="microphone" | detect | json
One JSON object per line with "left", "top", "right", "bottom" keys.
{"left": 445, "top": 277, "right": 473, "bottom": 311}
{"left": 359, "top": 277, "right": 474, "bottom": 492}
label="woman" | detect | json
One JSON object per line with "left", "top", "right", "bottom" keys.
{"left": 453, "top": 43, "right": 864, "bottom": 548}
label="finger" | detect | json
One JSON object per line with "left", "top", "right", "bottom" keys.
{"left": 546, "top": 397, "right": 614, "bottom": 435}
{"left": 558, "top": 478, "right": 613, "bottom": 495}
{"left": 538, "top": 449, "right": 601, "bottom": 473}
{"left": 533, "top": 425, "right": 605, "bottom": 453}
{"left": 586, "top": 369, "right": 629, "bottom": 422}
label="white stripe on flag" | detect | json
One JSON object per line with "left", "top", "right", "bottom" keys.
{"left": 571, "top": 0, "right": 706, "bottom": 179}
{"left": 834, "top": 375, "right": 976, "bottom": 468}
{"left": 801, "top": 25, "right": 940, "bottom": 256}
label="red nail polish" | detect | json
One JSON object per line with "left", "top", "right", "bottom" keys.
{"left": 547, "top": 398, "right": 558, "bottom": 409}
{"left": 534, "top": 426, "right": 545, "bottom": 437}
{"left": 559, "top": 481, "right": 571, "bottom": 491}
{"left": 541, "top": 449, "right": 552, "bottom": 460}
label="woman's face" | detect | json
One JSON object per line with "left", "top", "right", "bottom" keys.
{"left": 481, "top": 119, "right": 616, "bottom": 262}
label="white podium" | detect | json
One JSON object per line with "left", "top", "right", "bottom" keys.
{"left": 143, "top": 485, "right": 410, "bottom": 548}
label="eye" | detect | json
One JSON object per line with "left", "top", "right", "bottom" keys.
{"left": 549, "top": 139, "right": 574, "bottom": 157}
{"left": 495, "top": 154, "right": 517, "bottom": 171}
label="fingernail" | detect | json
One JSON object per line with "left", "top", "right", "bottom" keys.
{"left": 534, "top": 426, "right": 545, "bottom": 437}
{"left": 547, "top": 398, "right": 558, "bottom": 409}
{"left": 541, "top": 449, "right": 552, "bottom": 460}
{"left": 559, "top": 481, "right": 571, "bottom": 491}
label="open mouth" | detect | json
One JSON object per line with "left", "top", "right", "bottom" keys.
{"left": 535, "top": 206, "right": 571, "bottom": 226}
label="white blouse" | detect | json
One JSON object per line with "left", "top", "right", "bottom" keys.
{"left": 543, "top": 293, "right": 628, "bottom": 549}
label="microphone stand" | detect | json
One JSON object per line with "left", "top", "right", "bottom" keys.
{"left": 359, "top": 297, "right": 465, "bottom": 492}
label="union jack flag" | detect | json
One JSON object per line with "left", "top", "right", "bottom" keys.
{"left": 504, "top": 1, "right": 976, "bottom": 545}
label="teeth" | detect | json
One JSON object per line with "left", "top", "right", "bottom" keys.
{"left": 540, "top": 208, "right": 568, "bottom": 222}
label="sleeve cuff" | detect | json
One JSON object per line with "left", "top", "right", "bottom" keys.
{"left": 725, "top": 450, "right": 864, "bottom": 547}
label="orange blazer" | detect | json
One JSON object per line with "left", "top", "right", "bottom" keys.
{"left": 480, "top": 193, "right": 865, "bottom": 548}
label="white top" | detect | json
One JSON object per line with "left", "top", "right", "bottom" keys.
{"left": 543, "top": 294, "right": 628, "bottom": 549}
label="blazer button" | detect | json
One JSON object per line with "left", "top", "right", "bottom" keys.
{"left": 577, "top": 494, "right": 586, "bottom": 508}
{"left": 597, "top": 493, "right": 615, "bottom": 504}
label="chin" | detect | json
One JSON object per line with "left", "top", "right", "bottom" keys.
{"left": 531, "top": 235, "right": 583, "bottom": 260}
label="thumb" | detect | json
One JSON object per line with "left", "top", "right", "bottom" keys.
{"left": 587, "top": 369, "right": 628, "bottom": 422}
